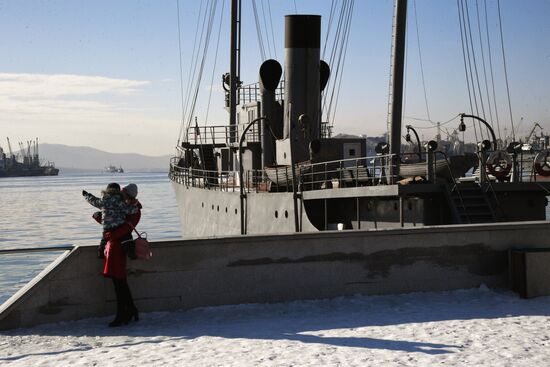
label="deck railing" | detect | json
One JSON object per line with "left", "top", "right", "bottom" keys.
{"left": 169, "top": 154, "right": 397, "bottom": 193}
{"left": 184, "top": 123, "right": 261, "bottom": 146}
{"left": 237, "top": 81, "right": 285, "bottom": 105}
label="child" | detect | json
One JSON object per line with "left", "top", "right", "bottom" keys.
{"left": 91, "top": 183, "right": 142, "bottom": 259}
{"left": 93, "top": 184, "right": 142, "bottom": 259}
{"left": 83, "top": 183, "right": 138, "bottom": 258}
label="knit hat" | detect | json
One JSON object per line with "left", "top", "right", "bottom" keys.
{"left": 106, "top": 182, "right": 120, "bottom": 191}
{"left": 123, "top": 183, "right": 138, "bottom": 198}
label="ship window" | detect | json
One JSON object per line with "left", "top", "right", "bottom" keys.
{"left": 284, "top": 210, "right": 288, "bottom": 218}
{"left": 225, "top": 207, "right": 228, "bottom": 213}
{"left": 202, "top": 202, "right": 204, "bottom": 208}
{"left": 235, "top": 208, "right": 238, "bottom": 215}
{"left": 212, "top": 204, "right": 214, "bottom": 210}
{"left": 217, "top": 205, "right": 219, "bottom": 212}
{"left": 275, "top": 210, "right": 279, "bottom": 218}
{"left": 349, "top": 148, "right": 356, "bottom": 156}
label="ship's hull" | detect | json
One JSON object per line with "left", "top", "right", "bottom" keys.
{"left": 0, "top": 167, "right": 59, "bottom": 177}
{"left": 172, "top": 181, "right": 318, "bottom": 237}
{"left": 171, "top": 178, "right": 451, "bottom": 237}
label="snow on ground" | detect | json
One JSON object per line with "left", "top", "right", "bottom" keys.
{"left": 1, "top": 286, "right": 550, "bottom": 366}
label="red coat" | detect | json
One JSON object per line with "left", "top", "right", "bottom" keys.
{"left": 102, "top": 200, "right": 142, "bottom": 279}
{"left": 103, "top": 238, "right": 127, "bottom": 279}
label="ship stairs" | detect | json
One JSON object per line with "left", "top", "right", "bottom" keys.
{"left": 447, "top": 182, "right": 496, "bottom": 224}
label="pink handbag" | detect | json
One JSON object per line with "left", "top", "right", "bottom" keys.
{"left": 133, "top": 230, "right": 152, "bottom": 260}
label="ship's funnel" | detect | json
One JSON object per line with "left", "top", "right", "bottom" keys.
{"left": 283, "top": 15, "right": 321, "bottom": 163}
{"left": 259, "top": 59, "right": 283, "bottom": 166}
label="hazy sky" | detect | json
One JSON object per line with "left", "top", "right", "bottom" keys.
{"left": 0, "top": 0, "right": 549, "bottom": 156}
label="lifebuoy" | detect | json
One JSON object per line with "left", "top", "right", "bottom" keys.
{"left": 534, "top": 149, "right": 550, "bottom": 177}
{"left": 485, "top": 151, "right": 512, "bottom": 180}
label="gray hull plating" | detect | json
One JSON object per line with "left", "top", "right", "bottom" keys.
{"left": 172, "top": 182, "right": 318, "bottom": 237}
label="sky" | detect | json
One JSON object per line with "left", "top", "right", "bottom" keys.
{"left": 0, "top": 0, "right": 548, "bottom": 156}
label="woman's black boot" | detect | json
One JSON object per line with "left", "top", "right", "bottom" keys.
{"left": 109, "top": 279, "right": 129, "bottom": 327}
{"left": 120, "top": 281, "right": 139, "bottom": 323}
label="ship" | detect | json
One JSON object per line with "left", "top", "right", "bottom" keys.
{"left": 169, "top": 0, "right": 550, "bottom": 238}
{"left": 0, "top": 138, "right": 59, "bottom": 178}
{"left": 105, "top": 165, "right": 124, "bottom": 173}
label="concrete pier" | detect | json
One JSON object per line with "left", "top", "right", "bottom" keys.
{"left": 1, "top": 221, "right": 550, "bottom": 330}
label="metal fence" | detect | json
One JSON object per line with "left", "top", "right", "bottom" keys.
{"left": 169, "top": 154, "right": 397, "bottom": 193}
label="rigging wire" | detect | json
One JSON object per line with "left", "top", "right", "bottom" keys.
{"left": 329, "top": 0, "right": 355, "bottom": 126}
{"left": 192, "top": 1, "right": 219, "bottom": 169}
{"left": 204, "top": 0, "right": 226, "bottom": 125}
{"left": 464, "top": 0, "right": 488, "bottom": 125}
{"left": 260, "top": 0, "right": 273, "bottom": 58}
{"left": 322, "top": 1, "right": 346, "bottom": 119}
{"left": 457, "top": 0, "right": 479, "bottom": 142}
{"left": 484, "top": 0, "right": 502, "bottom": 142}
{"left": 413, "top": 0, "right": 431, "bottom": 123}
{"left": 497, "top": 0, "right": 515, "bottom": 140}
{"left": 185, "top": 0, "right": 219, "bottom": 135}
{"left": 405, "top": 114, "right": 460, "bottom": 127}
{"left": 323, "top": 0, "right": 354, "bottom": 127}
{"left": 179, "top": 0, "right": 205, "bottom": 142}
{"left": 252, "top": 0, "right": 266, "bottom": 60}
{"left": 322, "top": 0, "right": 337, "bottom": 59}
{"left": 266, "top": 0, "right": 277, "bottom": 59}
{"left": 182, "top": 0, "right": 210, "bottom": 136}
{"left": 475, "top": 0, "right": 495, "bottom": 137}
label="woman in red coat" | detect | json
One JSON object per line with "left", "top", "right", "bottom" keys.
{"left": 92, "top": 183, "right": 142, "bottom": 327}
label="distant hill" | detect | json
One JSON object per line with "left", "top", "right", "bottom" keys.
{"left": 38, "top": 144, "right": 171, "bottom": 172}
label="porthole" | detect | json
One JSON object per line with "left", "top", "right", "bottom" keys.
{"left": 225, "top": 207, "right": 228, "bottom": 213}
{"left": 275, "top": 210, "right": 279, "bottom": 218}
{"left": 212, "top": 204, "right": 214, "bottom": 210}
{"left": 235, "top": 208, "right": 238, "bottom": 215}
{"left": 284, "top": 210, "right": 288, "bottom": 218}
{"left": 217, "top": 205, "right": 219, "bottom": 212}
{"left": 202, "top": 202, "right": 204, "bottom": 208}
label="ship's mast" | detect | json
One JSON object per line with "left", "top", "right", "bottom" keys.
{"left": 388, "top": 0, "right": 407, "bottom": 183}
{"left": 229, "top": 0, "right": 241, "bottom": 140}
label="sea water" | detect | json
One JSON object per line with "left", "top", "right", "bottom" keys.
{"left": 0, "top": 171, "right": 181, "bottom": 304}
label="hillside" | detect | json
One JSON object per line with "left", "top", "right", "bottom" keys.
{"left": 38, "top": 144, "right": 171, "bottom": 172}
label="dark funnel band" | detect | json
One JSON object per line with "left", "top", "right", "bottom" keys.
{"left": 285, "top": 15, "right": 321, "bottom": 49}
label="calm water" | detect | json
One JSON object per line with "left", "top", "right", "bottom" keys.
{"left": 0, "top": 172, "right": 181, "bottom": 304}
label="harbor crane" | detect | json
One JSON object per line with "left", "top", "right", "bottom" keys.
{"left": 525, "top": 122, "right": 543, "bottom": 144}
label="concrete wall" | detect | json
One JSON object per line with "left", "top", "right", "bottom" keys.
{"left": 2, "top": 221, "right": 550, "bottom": 330}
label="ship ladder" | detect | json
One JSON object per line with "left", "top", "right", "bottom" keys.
{"left": 447, "top": 183, "right": 496, "bottom": 224}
